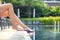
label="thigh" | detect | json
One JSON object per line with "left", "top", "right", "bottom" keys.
{"left": 0, "top": 4, "right": 10, "bottom": 13}
{"left": 0, "top": 4, "right": 9, "bottom": 17}
{"left": 0, "top": 10, "right": 9, "bottom": 17}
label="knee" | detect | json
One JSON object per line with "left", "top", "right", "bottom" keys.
{"left": 6, "top": 3, "right": 13, "bottom": 7}
{"left": 7, "top": 3, "right": 12, "bottom": 5}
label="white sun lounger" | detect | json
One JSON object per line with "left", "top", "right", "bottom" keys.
{"left": 0, "top": 28, "right": 32, "bottom": 40}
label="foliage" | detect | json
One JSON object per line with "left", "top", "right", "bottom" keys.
{"left": 0, "top": 0, "right": 2, "bottom": 2}
{"left": 55, "top": 6, "right": 60, "bottom": 16}
{"left": 4, "top": 0, "right": 60, "bottom": 17}
{"left": 4, "top": 0, "right": 49, "bottom": 17}
{"left": 4, "top": 0, "right": 25, "bottom": 6}
{"left": 32, "top": 1, "right": 50, "bottom": 17}
{"left": 49, "top": 6, "right": 60, "bottom": 16}
{"left": 21, "top": 17, "right": 60, "bottom": 25}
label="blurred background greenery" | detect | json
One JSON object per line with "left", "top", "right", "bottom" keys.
{"left": 1, "top": 0, "right": 60, "bottom": 18}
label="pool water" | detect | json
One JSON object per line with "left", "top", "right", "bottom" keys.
{"left": 35, "top": 26, "right": 60, "bottom": 40}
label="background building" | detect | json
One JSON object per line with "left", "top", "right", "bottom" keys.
{"left": 44, "top": 0, "right": 60, "bottom": 6}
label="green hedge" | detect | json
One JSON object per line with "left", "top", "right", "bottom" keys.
{"left": 21, "top": 17, "right": 60, "bottom": 25}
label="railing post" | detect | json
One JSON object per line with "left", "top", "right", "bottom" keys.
{"left": 33, "top": 8, "right": 35, "bottom": 40}
{"left": 0, "top": 18, "right": 2, "bottom": 30}
{"left": 58, "top": 21, "right": 59, "bottom": 32}
{"left": 17, "top": 8, "right": 20, "bottom": 18}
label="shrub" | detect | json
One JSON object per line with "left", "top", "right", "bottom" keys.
{"left": 21, "top": 17, "right": 60, "bottom": 25}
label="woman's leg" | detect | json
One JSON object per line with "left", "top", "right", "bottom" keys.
{"left": 1, "top": 3, "right": 33, "bottom": 31}
{"left": 0, "top": 4, "right": 9, "bottom": 17}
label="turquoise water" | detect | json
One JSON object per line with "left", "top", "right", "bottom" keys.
{"left": 21, "top": 20, "right": 60, "bottom": 40}
{"left": 35, "top": 26, "right": 60, "bottom": 40}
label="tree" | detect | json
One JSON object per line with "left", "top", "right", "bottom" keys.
{"left": 32, "top": 1, "right": 49, "bottom": 17}
{"left": 24, "top": 0, "right": 33, "bottom": 18}
{"left": 4, "top": 0, "right": 33, "bottom": 18}
{"left": 4, "top": 0, "right": 25, "bottom": 6}
{"left": 4, "top": 0, "right": 50, "bottom": 17}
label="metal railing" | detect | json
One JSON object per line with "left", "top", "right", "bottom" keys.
{"left": 0, "top": 18, "right": 11, "bottom": 31}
